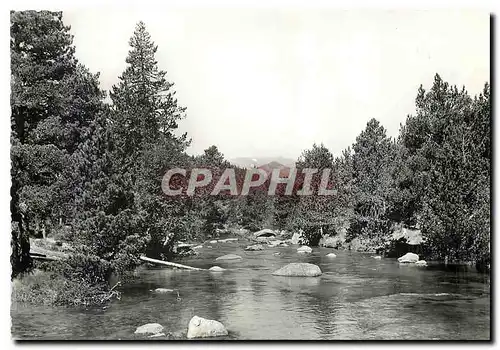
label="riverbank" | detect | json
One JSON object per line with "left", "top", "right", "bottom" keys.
{"left": 13, "top": 225, "right": 488, "bottom": 311}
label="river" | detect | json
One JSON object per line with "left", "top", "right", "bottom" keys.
{"left": 11, "top": 239, "right": 490, "bottom": 340}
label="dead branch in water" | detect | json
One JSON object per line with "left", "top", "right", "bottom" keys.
{"left": 139, "top": 256, "right": 204, "bottom": 271}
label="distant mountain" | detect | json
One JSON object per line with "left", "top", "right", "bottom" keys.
{"left": 229, "top": 156, "right": 296, "bottom": 169}
{"left": 258, "top": 161, "right": 291, "bottom": 177}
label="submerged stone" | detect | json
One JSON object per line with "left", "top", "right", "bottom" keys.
{"left": 154, "top": 288, "right": 174, "bottom": 293}
{"left": 215, "top": 254, "right": 242, "bottom": 261}
{"left": 245, "top": 244, "right": 264, "bottom": 251}
{"left": 272, "top": 263, "right": 322, "bottom": 277}
{"left": 134, "top": 323, "right": 164, "bottom": 335}
{"left": 208, "top": 266, "right": 226, "bottom": 272}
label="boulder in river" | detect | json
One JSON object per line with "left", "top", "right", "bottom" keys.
{"left": 415, "top": 260, "right": 428, "bottom": 267}
{"left": 245, "top": 244, "right": 264, "bottom": 251}
{"left": 193, "top": 245, "right": 203, "bottom": 250}
{"left": 268, "top": 240, "right": 286, "bottom": 247}
{"left": 154, "top": 288, "right": 174, "bottom": 294}
{"left": 208, "top": 266, "right": 226, "bottom": 272}
{"left": 297, "top": 246, "right": 312, "bottom": 254}
{"left": 326, "top": 253, "right": 337, "bottom": 258}
{"left": 134, "top": 323, "right": 164, "bottom": 335}
{"left": 215, "top": 254, "right": 242, "bottom": 261}
{"left": 398, "top": 252, "right": 419, "bottom": 263}
{"left": 372, "top": 256, "right": 382, "bottom": 260}
{"left": 187, "top": 315, "right": 228, "bottom": 339}
{"left": 272, "top": 263, "right": 322, "bottom": 277}
{"left": 253, "top": 228, "right": 277, "bottom": 239}
{"left": 209, "top": 240, "right": 217, "bottom": 244}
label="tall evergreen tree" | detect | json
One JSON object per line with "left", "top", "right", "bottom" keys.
{"left": 292, "top": 143, "right": 336, "bottom": 245}
{"left": 100, "top": 21, "right": 190, "bottom": 262}
{"left": 10, "top": 11, "right": 104, "bottom": 277}
{"left": 400, "top": 75, "right": 490, "bottom": 262}
{"left": 348, "top": 119, "right": 395, "bottom": 245}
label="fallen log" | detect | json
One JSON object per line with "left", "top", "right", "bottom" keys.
{"left": 139, "top": 256, "right": 204, "bottom": 271}
{"left": 30, "top": 255, "right": 60, "bottom": 261}
{"left": 30, "top": 246, "right": 69, "bottom": 259}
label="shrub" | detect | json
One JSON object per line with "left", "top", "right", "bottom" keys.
{"left": 11, "top": 268, "right": 119, "bottom": 307}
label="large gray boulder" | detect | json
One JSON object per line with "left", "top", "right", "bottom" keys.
{"left": 297, "top": 245, "right": 312, "bottom": 254}
{"left": 134, "top": 323, "right": 164, "bottom": 335}
{"left": 245, "top": 244, "right": 264, "bottom": 251}
{"left": 187, "top": 316, "right": 228, "bottom": 339}
{"left": 398, "top": 252, "right": 419, "bottom": 263}
{"left": 272, "top": 263, "right": 322, "bottom": 277}
{"left": 215, "top": 254, "right": 242, "bottom": 261}
{"left": 253, "top": 228, "right": 276, "bottom": 238}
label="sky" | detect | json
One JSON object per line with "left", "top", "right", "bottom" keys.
{"left": 63, "top": 9, "right": 490, "bottom": 160}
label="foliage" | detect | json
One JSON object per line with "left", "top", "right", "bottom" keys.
{"left": 10, "top": 10, "right": 105, "bottom": 277}
{"left": 347, "top": 119, "right": 396, "bottom": 244}
{"left": 12, "top": 268, "right": 118, "bottom": 307}
{"left": 399, "top": 75, "right": 490, "bottom": 262}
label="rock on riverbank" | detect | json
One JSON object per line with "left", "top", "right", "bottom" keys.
{"left": 398, "top": 252, "right": 419, "bottom": 263}
{"left": 187, "top": 316, "right": 228, "bottom": 339}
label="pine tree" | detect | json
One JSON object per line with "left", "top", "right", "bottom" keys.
{"left": 10, "top": 11, "right": 104, "bottom": 277}
{"left": 110, "top": 21, "right": 187, "bottom": 165}
{"left": 291, "top": 143, "right": 337, "bottom": 245}
{"left": 400, "top": 74, "right": 490, "bottom": 262}
{"left": 104, "top": 22, "right": 190, "bottom": 262}
{"left": 348, "top": 119, "right": 395, "bottom": 246}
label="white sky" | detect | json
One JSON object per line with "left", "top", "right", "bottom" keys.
{"left": 63, "top": 9, "right": 490, "bottom": 160}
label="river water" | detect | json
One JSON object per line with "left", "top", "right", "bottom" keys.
{"left": 11, "top": 239, "right": 490, "bottom": 340}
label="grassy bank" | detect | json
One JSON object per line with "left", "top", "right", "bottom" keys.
{"left": 12, "top": 269, "right": 119, "bottom": 307}
{"left": 12, "top": 246, "right": 121, "bottom": 308}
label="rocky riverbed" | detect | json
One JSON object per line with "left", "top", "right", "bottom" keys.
{"left": 11, "top": 236, "right": 490, "bottom": 340}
